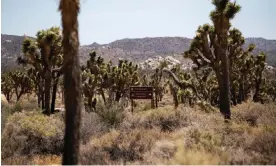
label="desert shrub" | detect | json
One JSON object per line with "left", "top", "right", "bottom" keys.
{"left": 1, "top": 103, "right": 11, "bottom": 131}
{"left": 142, "top": 140, "right": 177, "bottom": 164}
{"left": 233, "top": 103, "right": 261, "bottom": 126}
{"left": 80, "top": 110, "right": 108, "bottom": 144}
{"left": 233, "top": 102, "right": 276, "bottom": 127}
{"left": 1, "top": 155, "right": 61, "bottom": 165}
{"left": 93, "top": 100, "right": 125, "bottom": 128}
{"left": 12, "top": 102, "right": 24, "bottom": 112}
{"left": 170, "top": 139, "right": 223, "bottom": 165}
{"left": 80, "top": 129, "right": 167, "bottom": 165}
{"left": 186, "top": 128, "right": 222, "bottom": 153}
{"left": 1, "top": 102, "right": 23, "bottom": 131}
{"left": 141, "top": 102, "right": 152, "bottom": 111}
{"left": 195, "top": 100, "right": 217, "bottom": 113}
{"left": 219, "top": 123, "right": 252, "bottom": 148}
{"left": 247, "top": 131, "right": 276, "bottom": 164}
{"left": 1, "top": 111, "right": 64, "bottom": 159}
{"left": 121, "top": 106, "right": 190, "bottom": 132}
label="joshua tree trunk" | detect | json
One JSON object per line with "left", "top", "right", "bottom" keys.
{"left": 37, "top": 91, "right": 41, "bottom": 107}
{"left": 44, "top": 68, "right": 52, "bottom": 115}
{"left": 59, "top": 0, "right": 82, "bottom": 164}
{"left": 87, "top": 97, "right": 92, "bottom": 112}
{"left": 217, "top": 31, "right": 231, "bottom": 120}
{"left": 253, "top": 80, "right": 261, "bottom": 102}
{"left": 218, "top": 75, "right": 231, "bottom": 120}
{"left": 51, "top": 76, "right": 60, "bottom": 113}
{"left": 237, "top": 82, "right": 244, "bottom": 104}
{"left": 169, "top": 82, "right": 178, "bottom": 108}
{"left": 115, "top": 92, "right": 121, "bottom": 102}
{"left": 155, "top": 90, "right": 158, "bottom": 108}
{"left": 100, "top": 88, "right": 106, "bottom": 104}
{"left": 41, "top": 89, "right": 45, "bottom": 109}
{"left": 38, "top": 77, "right": 45, "bottom": 109}
{"left": 15, "top": 89, "right": 24, "bottom": 102}
{"left": 5, "top": 93, "right": 11, "bottom": 103}
{"left": 231, "top": 86, "right": 237, "bottom": 106}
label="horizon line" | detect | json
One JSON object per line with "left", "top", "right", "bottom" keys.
{"left": 2, "top": 33, "right": 276, "bottom": 46}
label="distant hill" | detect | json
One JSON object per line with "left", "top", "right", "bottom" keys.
{"left": 1, "top": 34, "right": 276, "bottom": 72}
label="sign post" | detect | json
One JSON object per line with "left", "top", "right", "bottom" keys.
{"left": 129, "top": 86, "right": 153, "bottom": 113}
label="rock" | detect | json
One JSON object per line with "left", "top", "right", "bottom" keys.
{"left": 54, "top": 107, "right": 65, "bottom": 112}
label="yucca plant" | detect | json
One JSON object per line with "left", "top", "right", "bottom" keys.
{"left": 19, "top": 27, "right": 63, "bottom": 115}
{"left": 184, "top": 0, "right": 241, "bottom": 120}
{"left": 1, "top": 72, "right": 14, "bottom": 102}
{"left": 7, "top": 70, "right": 34, "bottom": 102}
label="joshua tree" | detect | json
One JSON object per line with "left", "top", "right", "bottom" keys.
{"left": 81, "top": 52, "right": 106, "bottom": 111}
{"left": 267, "top": 78, "right": 276, "bottom": 102}
{"left": 59, "top": 0, "right": 82, "bottom": 164}
{"left": 1, "top": 72, "right": 14, "bottom": 102}
{"left": 112, "top": 59, "right": 139, "bottom": 102}
{"left": 253, "top": 53, "right": 266, "bottom": 102}
{"left": 36, "top": 27, "right": 62, "bottom": 115}
{"left": 149, "top": 68, "right": 164, "bottom": 108}
{"left": 51, "top": 53, "right": 64, "bottom": 113}
{"left": 27, "top": 67, "right": 45, "bottom": 107}
{"left": 2, "top": 70, "right": 34, "bottom": 102}
{"left": 163, "top": 68, "right": 197, "bottom": 98}
{"left": 168, "top": 81, "right": 179, "bottom": 108}
{"left": 184, "top": 0, "right": 241, "bottom": 120}
{"left": 19, "top": 27, "right": 63, "bottom": 115}
{"left": 19, "top": 40, "right": 45, "bottom": 107}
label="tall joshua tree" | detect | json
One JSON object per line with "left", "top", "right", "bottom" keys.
{"left": 184, "top": 0, "right": 241, "bottom": 120}
{"left": 59, "top": 0, "right": 82, "bottom": 164}
{"left": 253, "top": 53, "right": 266, "bottom": 102}
{"left": 19, "top": 27, "right": 62, "bottom": 115}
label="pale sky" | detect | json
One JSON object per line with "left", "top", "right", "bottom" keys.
{"left": 2, "top": 0, "right": 276, "bottom": 45}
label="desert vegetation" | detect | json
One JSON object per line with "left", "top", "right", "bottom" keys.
{"left": 1, "top": 0, "right": 276, "bottom": 165}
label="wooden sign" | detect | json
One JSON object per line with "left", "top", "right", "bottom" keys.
{"left": 129, "top": 86, "right": 153, "bottom": 99}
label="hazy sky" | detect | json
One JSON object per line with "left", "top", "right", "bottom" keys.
{"left": 2, "top": 0, "right": 276, "bottom": 45}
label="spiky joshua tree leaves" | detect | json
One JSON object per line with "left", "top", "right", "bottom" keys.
{"left": 184, "top": 0, "right": 241, "bottom": 120}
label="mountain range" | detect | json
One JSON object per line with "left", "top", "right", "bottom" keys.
{"left": 1, "top": 34, "right": 276, "bottom": 72}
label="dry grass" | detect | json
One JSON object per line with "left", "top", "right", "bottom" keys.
{"left": 80, "top": 111, "right": 108, "bottom": 144}
{"left": 79, "top": 128, "right": 171, "bottom": 165}
{"left": 1, "top": 111, "right": 64, "bottom": 159}
{"left": 2, "top": 93, "right": 276, "bottom": 165}
{"left": 2, "top": 155, "right": 61, "bottom": 165}
{"left": 120, "top": 105, "right": 191, "bottom": 132}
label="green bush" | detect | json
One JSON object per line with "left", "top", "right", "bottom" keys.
{"left": 12, "top": 102, "right": 24, "bottom": 113}
{"left": 1, "top": 111, "right": 64, "bottom": 159}
{"left": 93, "top": 100, "right": 125, "bottom": 128}
{"left": 1, "top": 102, "right": 23, "bottom": 131}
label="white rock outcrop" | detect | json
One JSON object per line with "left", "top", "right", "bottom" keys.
{"left": 139, "top": 55, "right": 194, "bottom": 70}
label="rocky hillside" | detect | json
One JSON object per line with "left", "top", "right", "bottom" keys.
{"left": 1, "top": 35, "right": 26, "bottom": 71}
{"left": 1, "top": 34, "right": 276, "bottom": 72}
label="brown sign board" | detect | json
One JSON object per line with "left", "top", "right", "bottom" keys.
{"left": 130, "top": 86, "right": 153, "bottom": 99}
